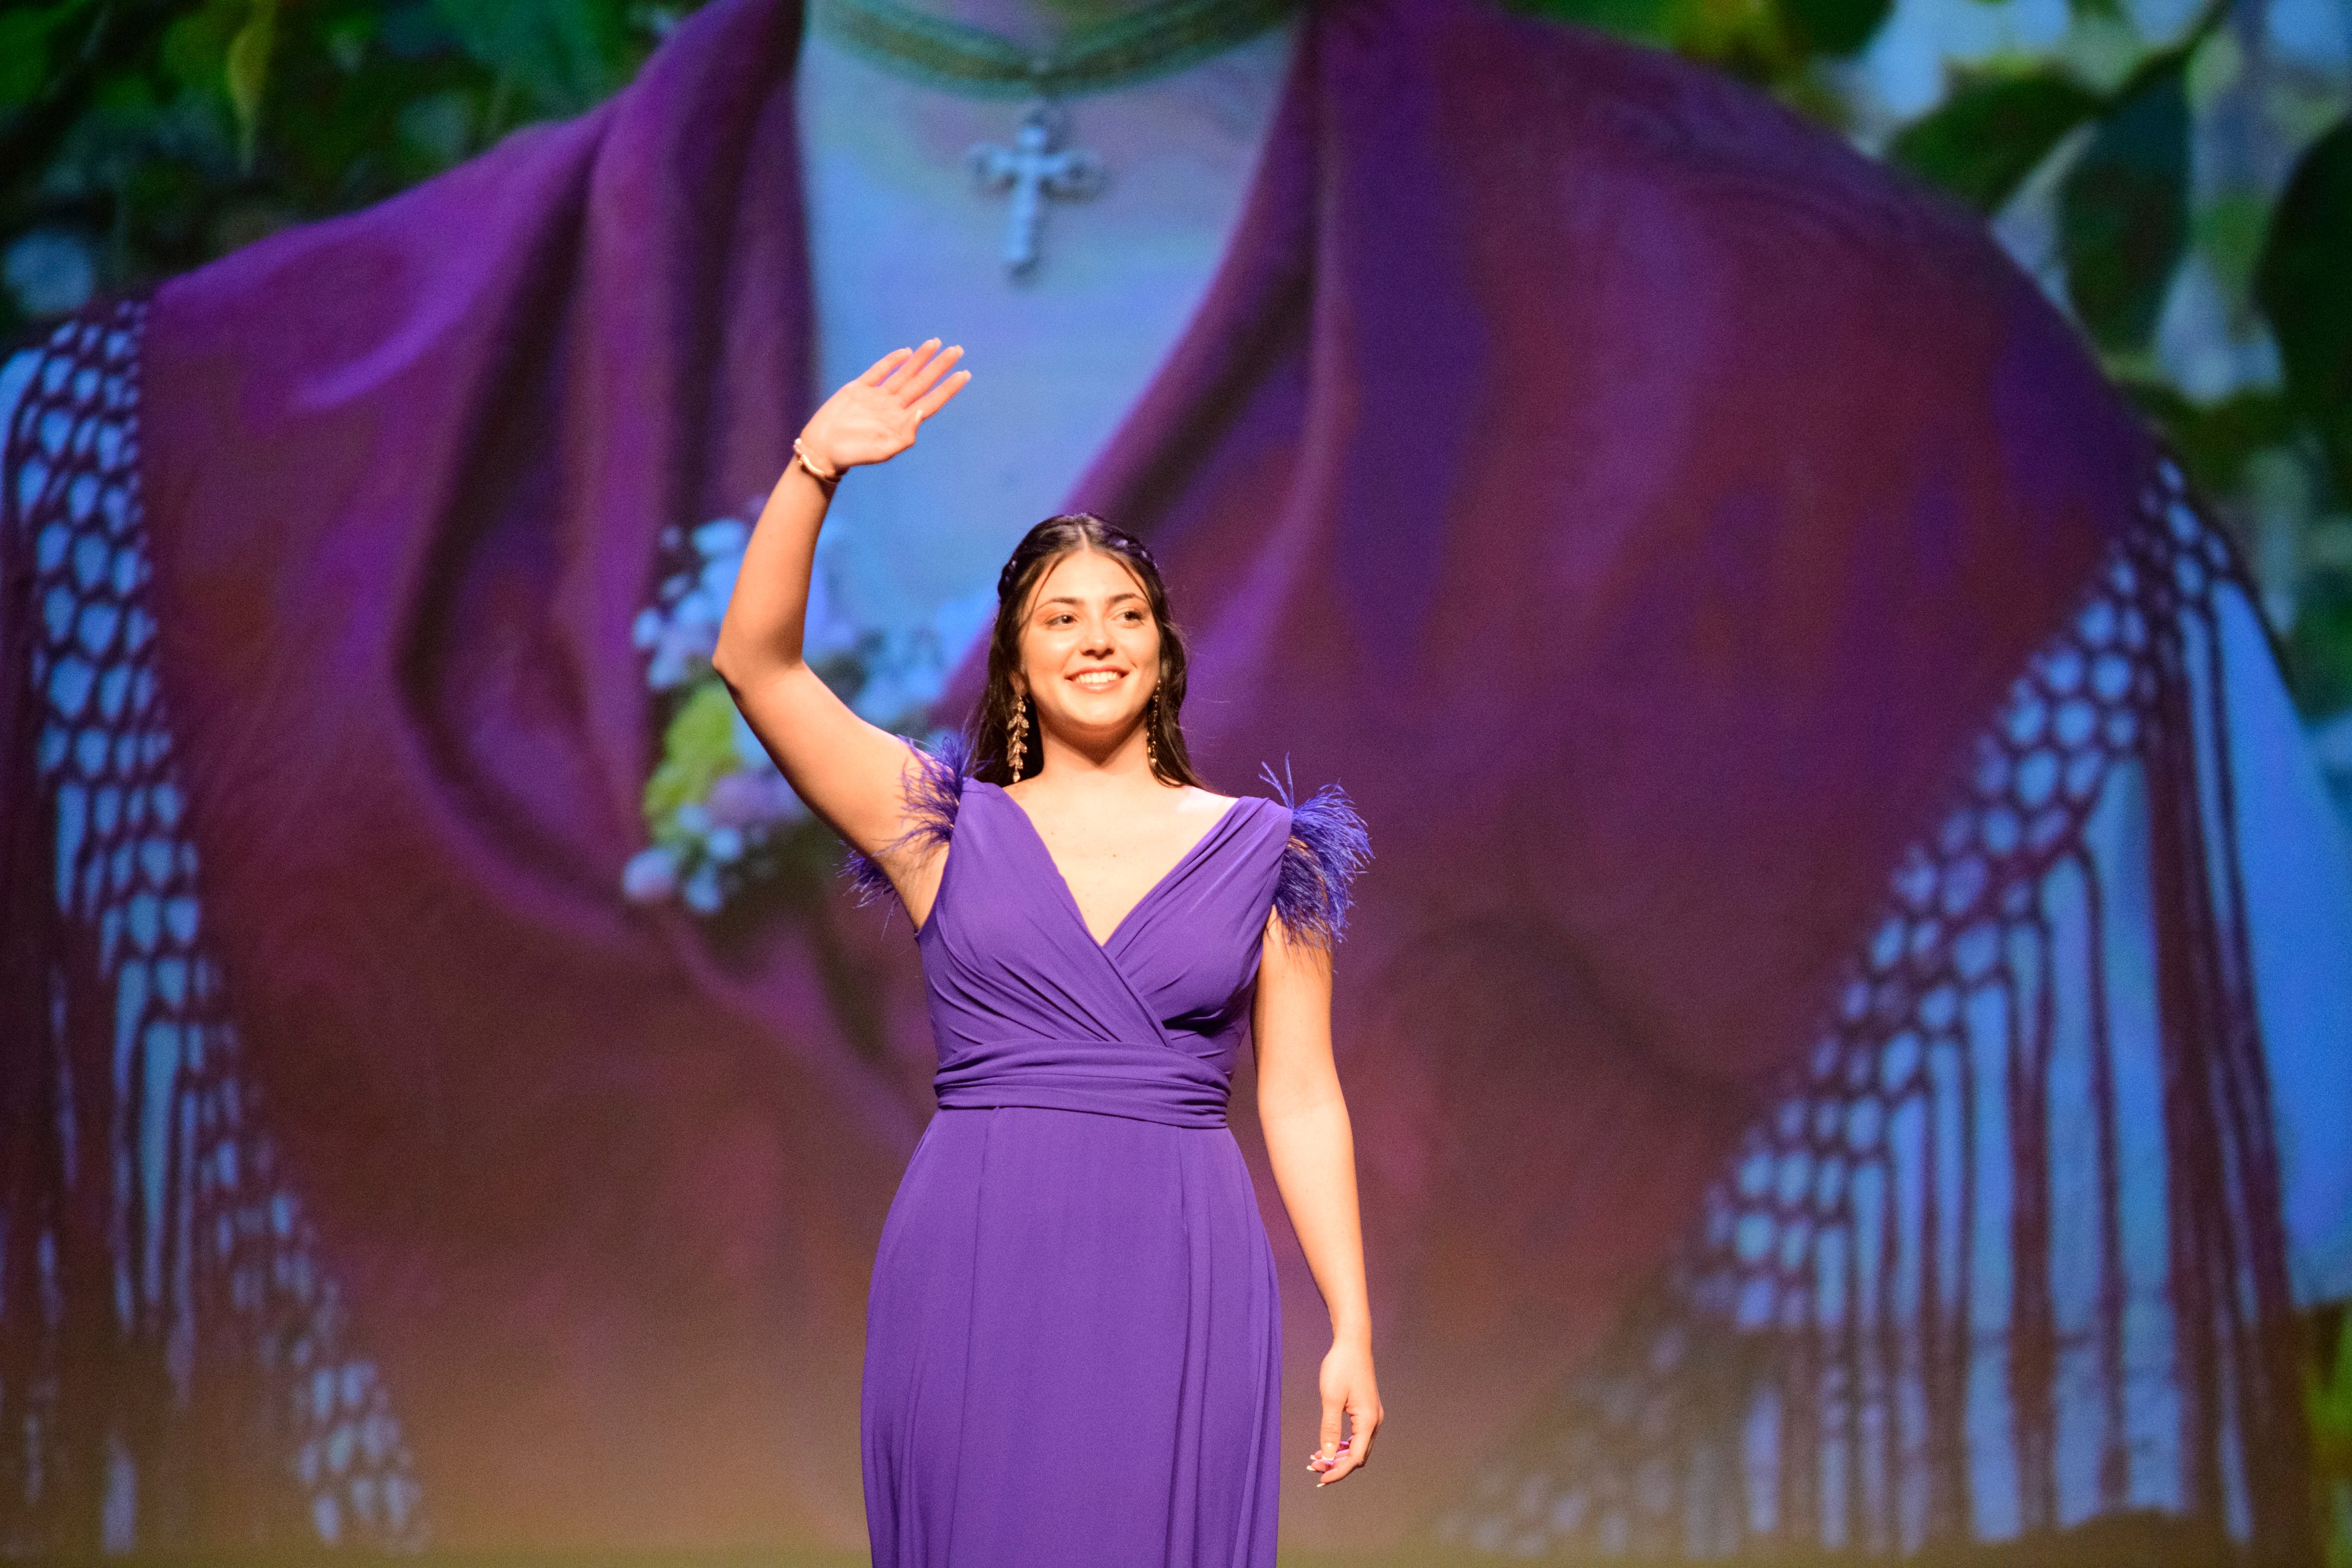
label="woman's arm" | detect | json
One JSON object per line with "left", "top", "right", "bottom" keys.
{"left": 711, "top": 340, "right": 969, "bottom": 912}
{"left": 1254, "top": 911, "right": 1383, "bottom": 1487}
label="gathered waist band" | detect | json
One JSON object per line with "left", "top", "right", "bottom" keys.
{"left": 932, "top": 1035, "right": 1230, "bottom": 1129}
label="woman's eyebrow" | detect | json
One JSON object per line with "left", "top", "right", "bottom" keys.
{"left": 1038, "top": 591, "right": 1145, "bottom": 607}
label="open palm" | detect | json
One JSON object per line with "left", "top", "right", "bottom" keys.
{"left": 801, "top": 338, "right": 971, "bottom": 473}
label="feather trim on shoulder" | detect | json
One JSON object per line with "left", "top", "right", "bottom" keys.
{"left": 841, "top": 728, "right": 975, "bottom": 915}
{"left": 1256, "top": 757, "right": 1373, "bottom": 953}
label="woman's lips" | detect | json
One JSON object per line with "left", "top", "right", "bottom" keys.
{"left": 1069, "top": 669, "right": 1126, "bottom": 690}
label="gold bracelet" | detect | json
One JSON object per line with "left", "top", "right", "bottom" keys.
{"left": 793, "top": 436, "right": 841, "bottom": 485}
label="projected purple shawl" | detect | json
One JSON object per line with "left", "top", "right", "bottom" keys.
{"left": 8, "top": 0, "right": 2278, "bottom": 1548}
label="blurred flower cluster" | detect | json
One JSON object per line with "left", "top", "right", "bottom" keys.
{"left": 622, "top": 503, "right": 990, "bottom": 915}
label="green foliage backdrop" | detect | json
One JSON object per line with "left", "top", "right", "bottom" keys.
{"left": 1, "top": 0, "right": 2346, "bottom": 720}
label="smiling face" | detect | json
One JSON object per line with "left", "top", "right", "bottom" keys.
{"left": 1012, "top": 546, "right": 1161, "bottom": 752}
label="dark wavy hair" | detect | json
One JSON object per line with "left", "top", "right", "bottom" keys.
{"left": 966, "top": 513, "right": 1208, "bottom": 790}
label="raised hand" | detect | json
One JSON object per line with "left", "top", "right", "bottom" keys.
{"left": 712, "top": 339, "right": 975, "bottom": 922}
{"left": 797, "top": 338, "right": 972, "bottom": 475}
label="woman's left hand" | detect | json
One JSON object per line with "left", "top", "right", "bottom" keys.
{"left": 1306, "top": 1336, "right": 1382, "bottom": 1486}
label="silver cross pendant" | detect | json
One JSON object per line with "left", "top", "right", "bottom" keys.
{"left": 967, "top": 100, "right": 1106, "bottom": 279}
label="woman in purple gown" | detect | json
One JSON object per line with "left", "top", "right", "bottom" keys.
{"left": 711, "top": 337, "right": 1383, "bottom": 1564}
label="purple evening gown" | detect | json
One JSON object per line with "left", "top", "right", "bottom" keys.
{"left": 850, "top": 740, "right": 1369, "bottom": 1568}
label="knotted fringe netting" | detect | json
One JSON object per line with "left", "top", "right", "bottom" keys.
{"left": 0, "top": 301, "right": 425, "bottom": 1552}
{"left": 1425, "top": 458, "right": 2311, "bottom": 1561}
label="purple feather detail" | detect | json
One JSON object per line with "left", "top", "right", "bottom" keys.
{"left": 1256, "top": 757, "right": 1372, "bottom": 952}
{"left": 840, "top": 728, "right": 975, "bottom": 918}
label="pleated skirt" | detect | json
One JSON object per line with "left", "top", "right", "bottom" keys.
{"left": 860, "top": 1105, "right": 1283, "bottom": 1567}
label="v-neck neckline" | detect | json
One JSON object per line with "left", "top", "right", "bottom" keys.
{"left": 979, "top": 781, "right": 1249, "bottom": 950}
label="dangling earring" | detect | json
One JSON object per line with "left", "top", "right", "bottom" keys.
{"left": 1008, "top": 692, "right": 1030, "bottom": 782}
{"left": 1145, "top": 689, "right": 1160, "bottom": 773}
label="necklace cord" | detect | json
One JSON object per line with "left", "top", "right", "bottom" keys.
{"left": 807, "top": 0, "right": 1301, "bottom": 98}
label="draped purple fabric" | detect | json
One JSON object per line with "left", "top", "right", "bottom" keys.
{"left": 102, "top": 0, "right": 2174, "bottom": 1545}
